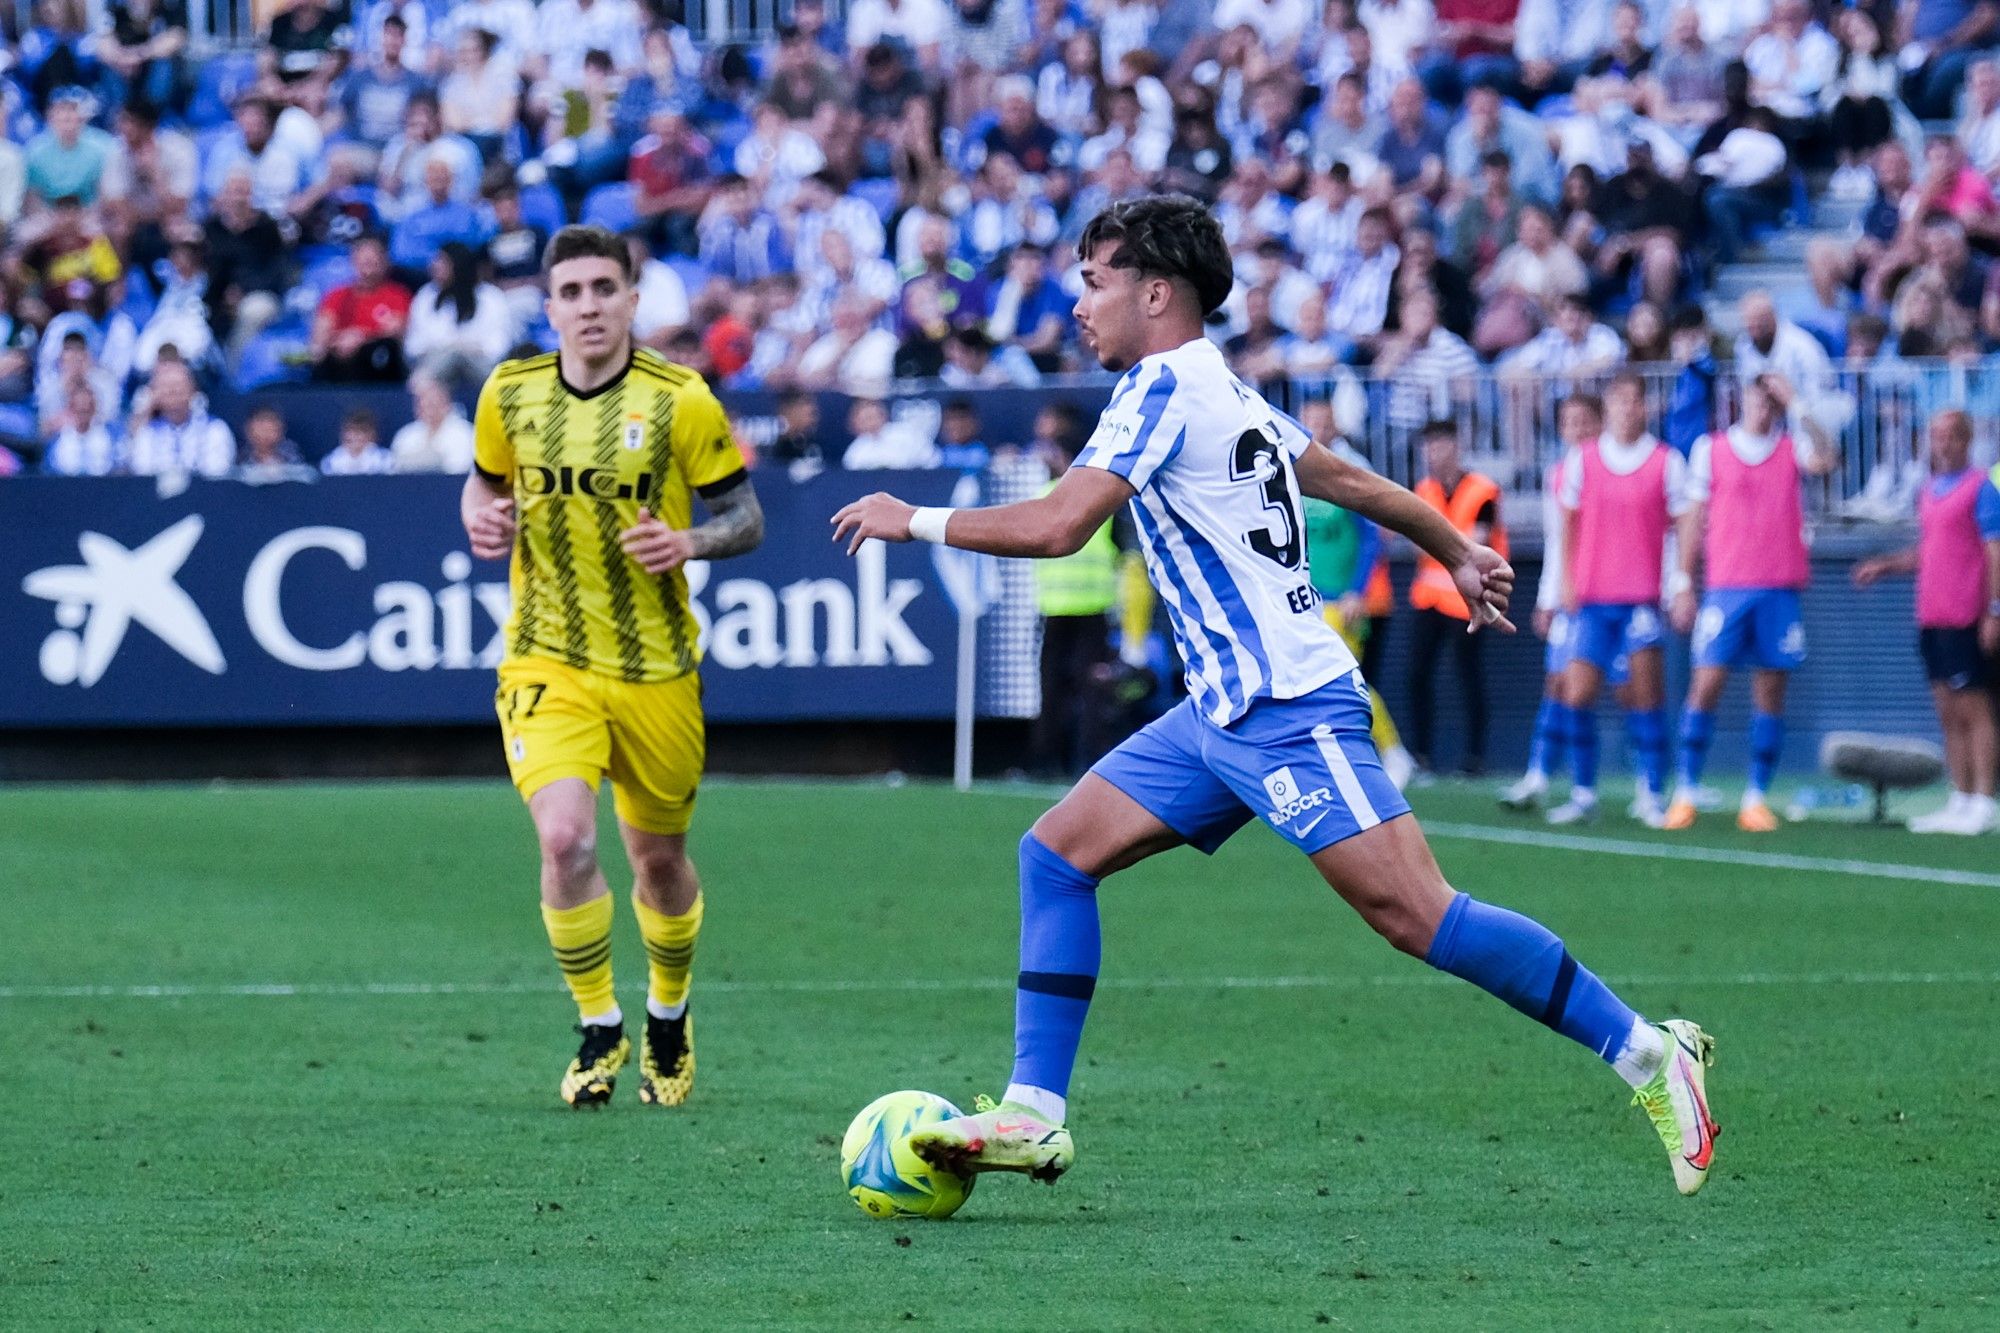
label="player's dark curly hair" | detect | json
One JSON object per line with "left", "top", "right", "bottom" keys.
{"left": 1076, "top": 195, "right": 1233, "bottom": 318}
{"left": 542, "top": 224, "right": 634, "bottom": 282}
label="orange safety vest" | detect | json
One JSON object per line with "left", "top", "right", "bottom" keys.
{"left": 1410, "top": 472, "right": 1507, "bottom": 620}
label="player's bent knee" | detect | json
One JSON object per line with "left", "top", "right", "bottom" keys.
{"left": 535, "top": 817, "right": 597, "bottom": 876}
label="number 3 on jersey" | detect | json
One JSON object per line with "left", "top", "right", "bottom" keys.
{"left": 1231, "top": 427, "right": 1303, "bottom": 570}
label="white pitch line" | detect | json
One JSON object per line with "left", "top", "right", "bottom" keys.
{"left": 2, "top": 971, "right": 1996, "bottom": 1002}
{"left": 967, "top": 783, "right": 2000, "bottom": 891}
{"left": 1419, "top": 821, "right": 2000, "bottom": 890}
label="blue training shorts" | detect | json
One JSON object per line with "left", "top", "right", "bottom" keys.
{"left": 1091, "top": 670, "right": 1412, "bottom": 856}
{"left": 1692, "top": 588, "right": 1806, "bottom": 671}
{"left": 1545, "top": 610, "right": 1630, "bottom": 683}
{"left": 1574, "top": 603, "right": 1664, "bottom": 673}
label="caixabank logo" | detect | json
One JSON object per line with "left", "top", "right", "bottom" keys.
{"left": 23, "top": 515, "right": 226, "bottom": 687}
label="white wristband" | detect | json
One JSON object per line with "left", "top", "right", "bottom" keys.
{"left": 908, "top": 506, "right": 955, "bottom": 544}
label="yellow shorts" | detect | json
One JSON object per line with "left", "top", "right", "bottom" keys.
{"left": 496, "top": 657, "right": 704, "bottom": 836}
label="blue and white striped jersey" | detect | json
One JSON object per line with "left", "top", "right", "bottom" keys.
{"left": 1075, "top": 338, "right": 1358, "bottom": 726}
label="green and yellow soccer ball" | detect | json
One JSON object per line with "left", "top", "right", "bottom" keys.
{"left": 839, "top": 1090, "right": 976, "bottom": 1220}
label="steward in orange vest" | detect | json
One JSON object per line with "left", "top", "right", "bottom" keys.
{"left": 1411, "top": 465, "right": 1508, "bottom": 618}
{"left": 1406, "top": 420, "right": 1505, "bottom": 774}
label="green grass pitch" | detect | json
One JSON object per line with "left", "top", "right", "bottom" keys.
{"left": 3, "top": 779, "right": 1998, "bottom": 1330}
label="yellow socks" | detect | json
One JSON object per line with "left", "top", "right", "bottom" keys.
{"left": 542, "top": 895, "right": 617, "bottom": 1021}
{"left": 633, "top": 891, "right": 703, "bottom": 1017}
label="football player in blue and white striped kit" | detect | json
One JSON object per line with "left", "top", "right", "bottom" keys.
{"left": 832, "top": 197, "right": 1720, "bottom": 1200}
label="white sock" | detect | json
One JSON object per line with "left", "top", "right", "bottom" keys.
{"left": 1741, "top": 787, "right": 1765, "bottom": 810}
{"left": 646, "top": 996, "right": 687, "bottom": 1021}
{"left": 1611, "top": 1018, "right": 1666, "bottom": 1089}
{"left": 1571, "top": 787, "right": 1597, "bottom": 806}
{"left": 1948, "top": 790, "right": 1973, "bottom": 815}
{"left": 1002, "top": 1082, "right": 1067, "bottom": 1124}
{"left": 581, "top": 1004, "right": 623, "bottom": 1029}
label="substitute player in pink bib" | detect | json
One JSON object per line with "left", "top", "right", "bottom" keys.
{"left": 1665, "top": 377, "right": 1836, "bottom": 831}
{"left": 1855, "top": 410, "right": 1999, "bottom": 834}
{"left": 1548, "top": 372, "right": 1689, "bottom": 827}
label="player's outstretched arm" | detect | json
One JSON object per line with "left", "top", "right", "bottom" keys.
{"left": 831, "top": 467, "right": 1134, "bottom": 559}
{"left": 1294, "top": 441, "right": 1515, "bottom": 630}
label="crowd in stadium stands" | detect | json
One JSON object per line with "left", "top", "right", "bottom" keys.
{"left": 5, "top": 0, "right": 2000, "bottom": 478}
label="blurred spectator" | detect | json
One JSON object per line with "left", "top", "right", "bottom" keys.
{"left": 201, "top": 96, "right": 314, "bottom": 220}
{"left": 125, "top": 357, "right": 233, "bottom": 476}
{"left": 841, "top": 396, "right": 938, "bottom": 469}
{"left": 24, "top": 88, "right": 115, "bottom": 209}
{"left": 1226, "top": 285, "right": 1287, "bottom": 372}
{"left": 1415, "top": 0, "right": 1522, "bottom": 106}
{"left": 898, "top": 214, "right": 989, "bottom": 336}
{"left": 1899, "top": 0, "right": 2000, "bottom": 120}
{"left": 1501, "top": 291, "right": 1625, "bottom": 375}
{"left": 17, "top": 2, "right": 108, "bottom": 115}
{"left": 1322, "top": 205, "right": 1400, "bottom": 351}
{"left": 1622, "top": 299, "right": 1669, "bottom": 363}
{"left": 313, "top": 234, "right": 412, "bottom": 381}
{"left": 1446, "top": 85, "right": 1556, "bottom": 205}
{"left": 391, "top": 156, "right": 492, "bottom": 275}
{"left": 1695, "top": 107, "right": 1789, "bottom": 265}
{"left": 1374, "top": 286, "right": 1479, "bottom": 430}
{"left": 935, "top": 396, "right": 993, "bottom": 469}
{"left": 630, "top": 108, "right": 715, "bottom": 257}
{"left": 391, "top": 372, "right": 476, "bottom": 472}
{"left": 1405, "top": 418, "right": 1500, "bottom": 775}
{"left": 765, "top": 389, "right": 829, "bottom": 478}
{"left": 100, "top": 104, "right": 196, "bottom": 239}
{"left": 941, "top": 324, "right": 1041, "bottom": 386}
{"left": 1912, "top": 135, "right": 1999, "bottom": 236}
{"left": 267, "top": 0, "right": 354, "bottom": 94}
{"left": 1475, "top": 206, "right": 1585, "bottom": 356}
{"left": 42, "top": 380, "right": 123, "bottom": 475}
{"left": 404, "top": 242, "right": 516, "bottom": 391}
{"left": 1512, "top": 0, "right": 1613, "bottom": 106}
{"left": 202, "top": 167, "right": 289, "bottom": 365}
{"left": 767, "top": 21, "right": 849, "bottom": 121}
{"left": 959, "top": 154, "right": 1061, "bottom": 268}
{"left": 704, "top": 289, "right": 760, "bottom": 379}
{"left": 1389, "top": 225, "right": 1477, "bottom": 338}
{"left": 18, "top": 195, "right": 123, "bottom": 322}
{"left": 1216, "top": 0, "right": 1311, "bottom": 59}
{"left": 0, "top": 137, "right": 22, "bottom": 230}
{"left": 986, "top": 241, "right": 1074, "bottom": 371}
{"left": 789, "top": 172, "right": 887, "bottom": 280}
{"left": 1162, "top": 102, "right": 1235, "bottom": 201}
{"left": 1962, "top": 60, "right": 2000, "bottom": 175}
{"left": 542, "top": 49, "right": 633, "bottom": 210}
{"left": 1215, "top": 158, "right": 1292, "bottom": 248}
{"left": 100, "top": 0, "right": 192, "bottom": 118}
{"left": 439, "top": 28, "right": 521, "bottom": 165}
{"left": 979, "top": 75, "right": 1061, "bottom": 174}
{"left": 1594, "top": 142, "right": 1689, "bottom": 310}
{"left": 1644, "top": 6, "right": 1726, "bottom": 142}
{"left": 800, "top": 291, "right": 900, "bottom": 392}
{"left": 335, "top": 13, "right": 431, "bottom": 172}
{"left": 1373, "top": 77, "right": 1446, "bottom": 193}
{"left": 1037, "top": 31, "right": 1103, "bottom": 139}
{"left": 1743, "top": 0, "right": 1838, "bottom": 123}
{"left": 735, "top": 102, "right": 826, "bottom": 209}
{"left": 133, "top": 233, "right": 214, "bottom": 374}
{"left": 34, "top": 330, "right": 120, "bottom": 434}
{"left": 235, "top": 405, "right": 316, "bottom": 484}
{"left": 1310, "top": 72, "right": 1384, "bottom": 176}
{"left": 800, "top": 228, "right": 900, "bottom": 333}
{"left": 1821, "top": 10, "right": 1898, "bottom": 200}
{"left": 1448, "top": 150, "right": 1526, "bottom": 279}
{"left": 378, "top": 92, "right": 481, "bottom": 218}
{"left": 322, "top": 408, "right": 396, "bottom": 475}
{"left": 628, "top": 235, "right": 692, "bottom": 348}
{"left": 1735, "top": 289, "right": 1836, "bottom": 437}
{"left": 436, "top": 0, "right": 539, "bottom": 68}
{"left": 1661, "top": 303, "right": 1719, "bottom": 455}
{"left": 700, "top": 175, "right": 788, "bottom": 283}
{"left": 845, "top": 0, "right": 952, "bottom": 72}
{"left": 484, "top": 183, "right": 551, "bottom": 328}
{"left": 527, "top": 0, "right": 645, "bottom": 98}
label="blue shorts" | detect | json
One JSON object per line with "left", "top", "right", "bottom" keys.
{"left": 1693, "top": 588, "right": 1806, "bottom": 671}
{"left": 1574, "top": 603, "right": 1664, "bottom": 673}
{"left": 1545, "top": 610, "right": 1630, "bottom": 683}
{"left": 1919, "top": 626, "right": 1988, "bottom": 690}
{"left": 1091, "top": 671, "right": 1411, "bottom": 856}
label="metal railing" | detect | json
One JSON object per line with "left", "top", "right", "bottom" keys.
{"left": 1271, "top": 357, "right": 2000, "bottom": 520}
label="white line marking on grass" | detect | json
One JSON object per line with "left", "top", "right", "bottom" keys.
{"left": 963, "top": 784, "right": 2000, "bottom": 890}
{"left": 4, "top": 971, "right": 1997, "bottom": 1002}
{"left": 1418, "top": 821, "right": 2000, "bottom": 889}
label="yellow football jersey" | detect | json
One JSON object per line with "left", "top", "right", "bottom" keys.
{"left": 473, "top": 348, "right": 746, "bottom": 683}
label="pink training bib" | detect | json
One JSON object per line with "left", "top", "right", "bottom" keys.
{"left": 1573, "top": 441, "right": 1669, "bottom": 605}
{"left": 1707, "top": 431, "right": 1809, "bottom": 591}
{"left": 1917, "top": 470, "right": 1986, "bottom": 628}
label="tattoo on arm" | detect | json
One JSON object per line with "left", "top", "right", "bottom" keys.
{"left": 688, "top": 474, "right": 765, "bottom": 560}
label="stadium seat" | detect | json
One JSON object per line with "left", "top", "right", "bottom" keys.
{"left": 518, "top": 181, "right": 566, "bottom": 234}
{"left": 667, "top": 256, "right": 712, "bottom": 299}
{"left": 581, "top": 181, "right": 638, "bottom": 234}
{"left": 187, "top": 51, "right": 258, "bottom": 129}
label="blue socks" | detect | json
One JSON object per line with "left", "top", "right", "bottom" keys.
{"left": 1566, "top": 704, "right": 1600, "bottom": 791}
{"left": 1010, "top": 833, "right": 1101, "bottom": 1101}
{"left": 1628, "top": 707, "right": 1667, "bottom": 795}
{"left": 1528, "top": 695, "right": 1565, "bottom": 779}
{"left": 1678, "top": 708, "right": 1715, "bottom": 789}
{"left": 1749, "top": 711, "right": 1783, "bottom": 795}
{"left": 1425, "top": 892, "right": 1643, "bottom": 1063}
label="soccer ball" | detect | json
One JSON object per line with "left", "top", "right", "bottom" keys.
{"left": 839, "top": 1090, "right": 976, "bottom": 1220}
